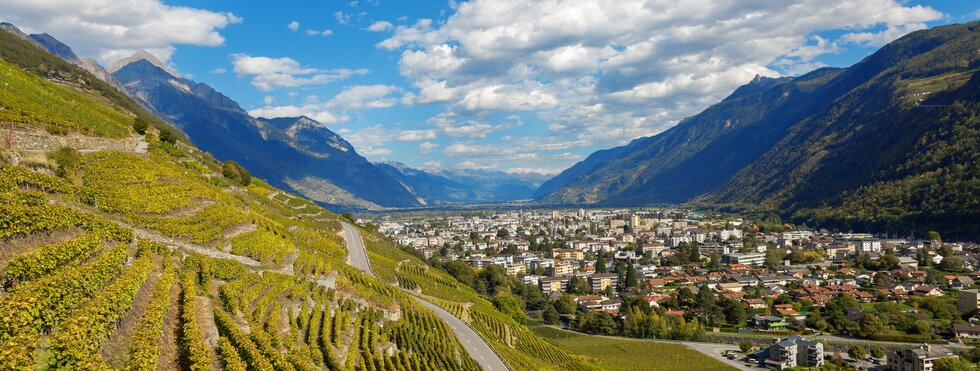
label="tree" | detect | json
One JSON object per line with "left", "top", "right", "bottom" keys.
{"left": 595, "top": 252, "right": 607, "bottom": 273}
{"left": 870, "top": 346, "right": 885, "bottom": 358}
{"left": 927, "top": 231, "right": 942, "bottom": 243}
{"left": 847, "top": 345, "right": 866, "bottom": 360}
{"left": 859, "top": 314, "right": 883, "bottom": 339}
{"left": 939, "top": 256, "right": 965, "bottom": 273}
{"left": 554, "top": 294, "right": 577, "bottom": 316}
{"left": 159, "top": 128, "right": 177, "bottom": 144}
{"left": 738, "top": 341, "right": 753, "bottom": 353}
{"left": 543, "top": 304, "right": 560, "bottom": 325}
{"left": 444, "top": 260, "right": 475, "bottom": 286}
{"left": 707, "top": 252, "right": 721, "bottom": 271}
{"left": 567, "top": 276, "right": 591, "bottom": 295}
{"left": 624, "top": 264, "right": 638, "bottom": 288}
{"left": 222, "top": 160, "right": 251, "bottom": 186}
{"left": 934, "top": 357, "right": 972, "bottom": 371}
{"left": 493, "top": 293, "right": 526, "bottom": 324}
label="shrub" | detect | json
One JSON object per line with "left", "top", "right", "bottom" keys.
{"left": 47, "top": 146, "right": 80, "bottom": 178}
{"left": 159, "top": 128, "right": 177, "bottom": 144}
{"left": 132, "top": 118, "right": 148, "bottom": 134}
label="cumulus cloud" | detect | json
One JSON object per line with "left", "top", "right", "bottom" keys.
{"left": 378, "top": 0, "right": 943, "bottom": 149}
{"left": 427, "top": 112, "right": 517, "bottom": 138}
{"left": 247, "top": 105, "right": 349, "bottom": 124}
{"left": 288, "top": 21, "right": 300, "bottom": 31}
{"left": 419, "top": 142, "right": 439, "bottom": 153}
{"left": 398, "top": 130, "right": 437, "bottom": 141}
{"left": 366, "top": 21, "right": 393, "bottom": 32}
{"left": 326, "top": 84, "right": 401, "bottom": 109}
{"left": 0, "top": 0, "right": 241, "bottom": 64}
{"left": 209, "top": 67, "right": 227, "bottom": 74}
{"left": 231, "top": 54, "right": 368, "bottom": 91}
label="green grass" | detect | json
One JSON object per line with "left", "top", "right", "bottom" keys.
{"left": 0, "top": 58, "right": 133, "bottom": 137}
{"left": 531, "top": 325, "right": 736, "bottom": 371}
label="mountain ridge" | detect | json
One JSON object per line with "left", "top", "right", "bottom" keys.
{"left": 537, "top": 21, "right": 980, "bottom": 236}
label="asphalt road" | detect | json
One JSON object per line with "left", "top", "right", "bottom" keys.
{"left": 339, "top": 222, "right": 509, "bottom": 371}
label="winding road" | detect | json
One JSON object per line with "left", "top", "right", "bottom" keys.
{"left": 340, "top": 222, "right": 508, "bottom": 371}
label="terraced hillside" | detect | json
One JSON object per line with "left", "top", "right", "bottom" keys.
{"left": 0, "top": 30, "right": 607, "bottom": 369}
{"left": 359, "top": 232, "right": 600, "bottom": 370}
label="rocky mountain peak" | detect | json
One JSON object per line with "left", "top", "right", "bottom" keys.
{"left": 108, "top": 50, "right": 178, "bottom": 77}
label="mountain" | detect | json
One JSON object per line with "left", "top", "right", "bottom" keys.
{"left": 26, "top": 32, "right": 120, "bottom": 85}
{"left": 429, "top": 167, "right": 550, "bottom": 202}
{"left": 376, "top": 162, "right": 548, "bottom": 204}
{"left": 538, "top": 21, "right": 980, "bottom": 237}
{"left": 111, "top": 56, "right": 422, "bottom": 210}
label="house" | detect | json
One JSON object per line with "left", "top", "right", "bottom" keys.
{"left": 913, "top": 285, "right": 942, "bottom": 296}
{"left": 887, "top": 344, "right": 955, "bottom": 371}
{"left": 716, "top": 282, "right": 744, "bottom": 293}
{"left": 744, "top": 298, "right": 767, "bottom": 309}
{"left": 751, "top": 315, "right": 787, "bottom": 331}
{"left": 765, "top": 335, "right": 824, "bottom": 370}
{"left": 576, "top": 295, "right": 622, "bottom": 314}
{"left": 953, "top": 324, "right": 980, "bottom": 339}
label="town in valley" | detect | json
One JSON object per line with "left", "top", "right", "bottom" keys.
{"left": 365, "top": 208, "right": 980, "bottom": 369}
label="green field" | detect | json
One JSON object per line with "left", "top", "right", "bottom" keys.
{"left": 531, "top": 325, "right": 736, "bottom": 371}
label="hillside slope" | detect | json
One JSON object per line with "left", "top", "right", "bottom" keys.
{"left": 538, "top": 21, "right": 980, "bottom": 237}
{"left": 111, "top": 58, "right": 422, "bottom": 210}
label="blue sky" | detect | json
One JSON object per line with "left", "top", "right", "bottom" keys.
{"left": 2, "top": 0, "right": 977, "bottom": 174}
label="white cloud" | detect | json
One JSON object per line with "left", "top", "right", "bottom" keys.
{"left": 288, "top": 21, "right": 300, "bottom": 31}
{"left": 230, "top": 54, "right": 368, "bottom": 91}
{"left": 263, "top": 95, "right": 275, "bottom": 105}
{"left": 359, "top": 147, "right": 393, "bottom": 157}
{"left": 427, "top": 112, "right": 516, "bottom": 138}
{"left": 378, "top": 0, "right": 944, "bottom": 149}
{"left": 326, "top": 84, "right": 401, "bottom": 109}
{"left": 335, "top": 11, "right": 351, "bottom": 25}
{"left": 248, "top": 105, "right": 349, "bottom": 124}
{"left": 423, "top": 160, "right": 442, "bottom": 168}
{"left": 366, "top": 21, "right": 393, "bottom": 32}
{"left": 305, "top": 29, "right": 333, "bottom": 37}
{"left": 209, "top": 67, "right": 227, "bottom": 74}
{"left": 0, "top": 0, "right": 241, "bottom": 64}
{"left": 419, "top": 142, "right": 439, "bottom": 153}
{"left": 398, "top": 130, "right": 437, "bottom": 141}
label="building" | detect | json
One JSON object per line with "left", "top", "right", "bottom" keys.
{"left": 953, "top": 324, "right": 980, "bottom": 339}
{"left": 553, "top": 249, "right": 585, "bottom": 260}
{"left": 887, "top": 344, "right": 955, "bottom": 371}
{"left": 551, "top": 260, "right": 576, "bottom": 276}
{"left": 765, "top": 335, "right": 824, "bottom": 370}
{"left": 539, "top": 276, "right": 570, "bottom": 293}
{"left": 589, "top": 273, "right": 619, "bottom": 292}
{"left": 722, "top": 252, "right": 766, "bottom": 266}
{"left": 505, "top": 264, "right": 526, "bottom": 276}
{"left": 959, "top": 289, "right": 980, "bottom": 313}
{"left": 852, "top": 237, "right": 882, "bottom": 254}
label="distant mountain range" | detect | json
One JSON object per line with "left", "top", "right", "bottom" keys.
{"left": 377, "top": 162, "right": 548, "bottom": 204}
{"left": 537, "top": 21, "right": 979, "bottom": 237}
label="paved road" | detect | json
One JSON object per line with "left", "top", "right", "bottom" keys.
{"left": 339, "top": 222, "right": 509, "bottom": 371}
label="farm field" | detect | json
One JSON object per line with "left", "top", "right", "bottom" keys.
{"left": 530, "top": 325, "right": 736, "bottom": 371}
